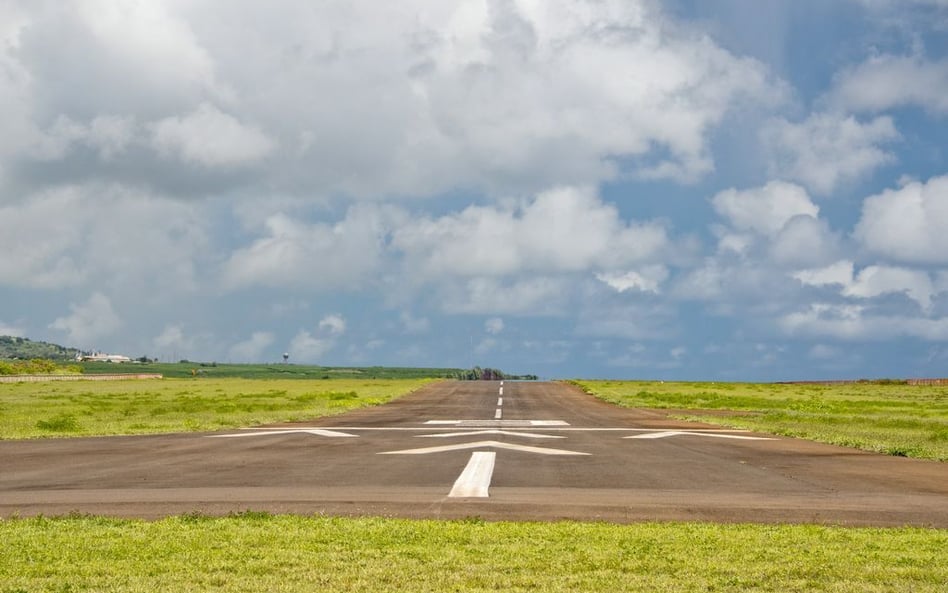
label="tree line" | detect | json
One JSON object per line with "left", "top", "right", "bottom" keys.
{"left": 454, "top": 367, "right": 538, "bottom": 381}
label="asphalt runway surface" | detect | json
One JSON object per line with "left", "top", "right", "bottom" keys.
{"left": 2, "top": 381, "right": 946, "bottom": 526}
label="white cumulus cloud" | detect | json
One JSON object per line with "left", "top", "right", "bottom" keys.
{"left": 762, "top": 113, "right": 899, "bottom": 196}
{"left": 49, "top": 292, "right": 121, "bottom": 345}
{"left": 150, "top": 103, "right": 275, "bottom": 167}
{"left": 393, "top": 186, "right": 671, "bottom": 277}
{"left": 829, "top": 53, "right": 948, "bottom": 114}
{"left": 221, "top": 205, "right": 394, "bottom": 291}
{"left": 318, "top": 314, "right": 347, "bottom": 337}
{"left": 228, "top": 331, "right": 275, "bottom": 363}
{"left": 485, "top": 317, "right": 505, "bottom": 335}
{"left": 712, "top": 181, "right": 819, "bottom": 236}
{"left": 596, "top": 265, "right": 670, "bottom": 294}
{"left": 854, "top": 175, "right": 948, "bottom": 264}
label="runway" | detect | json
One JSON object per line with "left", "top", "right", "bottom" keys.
{"left": 2, "top": 381, "right": 946, "bottom": 525}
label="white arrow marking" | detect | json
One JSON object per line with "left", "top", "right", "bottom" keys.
{"left": 449, "top": 452, "right": 496, "bottom": 498}
{"left": 625, "top": 431, "right": 774, "bottom": 441}
{"left": 418, "top": 430, "right": 565, "bottom": 439}
{"left": 424, "top": 420, "right": 569, "bottom": 427}
{"left": 379, "top": 440, "right": 589, "bottom": 456}
{"left": 210, "top": 429, "right": 358, "bottom": 438}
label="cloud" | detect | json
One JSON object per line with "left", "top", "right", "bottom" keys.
{"left": 761, "top": 113, "right": 899, "bottom": 195}
{"left": 288, "top": 331, "right": 334, "bottom": 363}
{"left": 795, "top": 261, "right": 934, "bottom": 310}
{"left": 854, "top": 175, "right": 948, "bottom": 264}
{"left": 0, "top": 184, "right": 206, "bottom": 295}
{"left": 221, "top": 205, "right": 394, "bottom": 291}
{"left": 707, "top": 181, "right": 840, "bottom": 268}
{"left": 288, "top": 332, "right": 332, "bottom": 362}
{"left": 227, "top": 331, "right": 275, "bottom": 363}
{"left": 0, "top": 321, "right": 25, "bottom": 338}
{"left": 439, "top": 276, "right": 571, "bottom": 316}
{"left": 151, "top": 325, "right": 204, "bottom": 362}
{"left": 399, "top": 312, "right": 430, "bottom": 334}
{"left": 577, "top": 302, "right": 679, "bottom": 340}
{"left": 484, "top": 317, "right": 505, "bottom": 335}
{"left": 49, "top": 292, "right": 121, "bottom": 345}
{"left": 393, "top": 186, "right": 671, "bottom": 278}
{"left": 793, "top": 261, "right": 855, "bottom": 287}
{"left": 793, "top": 260, "right": 939, "bottom": 311}
{"left": 288, "top": 314, "right": 347, "bottom": 363}
{"left": 149, "top": 103, "right": 275, "bottom": 167}
{"left": 780, "top": 303, "right": 948, "bottom": 340}
{"left": 844, "top": 266, "right": 934, "bottom": 310}
{"left": 7, "top": 0, "right": 782, "bottom": 198}
{"left": 318, "top": 314, "right": 347, "bottom": 337}
{"left": 829, "top": 53, "right": 948, "bottom": 114}
{"left": 17, "top": 0, "right": 221, "bottom": 120}
{"left": 30, "top": 114, "right": 138, "bottom": 161}
{"left": 711, "top": 181, "right": 819, "bottom": 236}
{"left": 596, "top": 265, "right": 669, "bottom": 294}
{"left": 769, "top": 215, "right": 842, "bottom": 267}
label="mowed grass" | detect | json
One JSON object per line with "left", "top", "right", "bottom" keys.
{"left": 0, "top": 378, "right": 432, "bottom": 439}
{"left": 573, "top": 380, "right": 948, "bottom": 461}
{"left": 1, "top": 514, "right": 945, "bottom": 593}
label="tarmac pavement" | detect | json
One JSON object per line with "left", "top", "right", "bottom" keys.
{"left": 1, "top": 380, "right": 946, "bottom": 525}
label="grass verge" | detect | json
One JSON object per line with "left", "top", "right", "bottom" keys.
{"left": 571, "top": 380, "right": 948, "bottom": 461}
{"left": 0, "top": 378, "right": 432, "bottom": 439}
{"left": 1, "top": 514, "right": 945, "bottom": 593}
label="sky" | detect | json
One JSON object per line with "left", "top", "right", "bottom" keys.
{"left": 1, "top": 0, "right": 948, "bottom": 380}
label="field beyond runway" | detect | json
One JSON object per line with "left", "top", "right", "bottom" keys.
{"left": 1, "top": 381, "right": 946, "bottom": 526}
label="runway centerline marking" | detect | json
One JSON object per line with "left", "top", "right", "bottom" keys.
{"left": 449, "top": 452, "right": 495, "bottom": 498}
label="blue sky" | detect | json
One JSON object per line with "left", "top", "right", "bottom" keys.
{"left": 2, "top": 0, "right": 948, "bottom": 380}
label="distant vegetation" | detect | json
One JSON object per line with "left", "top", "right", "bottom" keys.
{"left": 79, "top": 360, "right": 473, "bottom": 380}
{"left": 455, "top": 366, "right": 538, "bottom": 381}
{"left": 0, "top": 336, "right": 79, "bottom": 361}
{"left": 0, "top": 358, "right": 83, "bottom": 376}
{"left": 1, "top": 335, "right": 533, "bottom": 381}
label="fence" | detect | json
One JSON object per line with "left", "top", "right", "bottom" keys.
{"left": 778, "top": 378, "right": 948, "bottom": 386}
{"left": 0, "top": 373, "right": 163, "bottom": 383}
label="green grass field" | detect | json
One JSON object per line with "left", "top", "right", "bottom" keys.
{"left": 1, "top": 514, "right": 944, "bottom": 593}
{"left": 0, "top": 378, "right": 431, "bottom": 439}
{"left": 3, "top": 378, "right": 946, "bottom": 591}
{"left": 571, "top": 380, "right": 948, "bottom": 461}
{"left": 78, "top": 360, "right": 466, "bottom": 379}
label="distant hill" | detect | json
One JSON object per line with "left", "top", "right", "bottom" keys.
{"left": 0, "top": 336, "right": 80, "bottom": 361}
{"left": 1, "top": 335, "right": 536, "bottom": 380}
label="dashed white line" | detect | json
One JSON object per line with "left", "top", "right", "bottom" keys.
{"left": 497, "top": 397, "right": 503, "bottom": 406}
{"left": 448, "top": 452, "right": 496, "bottom": 498}
{"left": 494, "top": 408, "right": 503, "bottom": 419}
